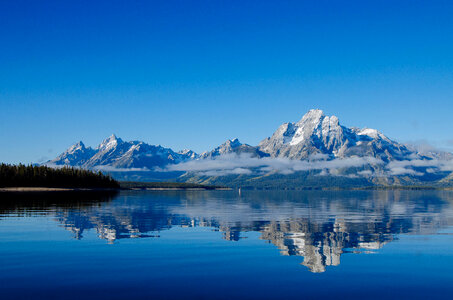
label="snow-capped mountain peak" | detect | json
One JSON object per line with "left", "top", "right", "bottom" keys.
{"left": 49, "top": 141, "right": 95, "bottom": 166}
{"left": 258, "top": 109, "right": 346, "bottom": 158}
{"left": 201, "top": 138, "right": 243, "bottom": 158}
{"left": 178, "top": 149, "right": 199, "bottom": 159}
{"left": 67, "top": 141, "right": 86, "bottom": 153}
{"left": 289, "top": 109, "right": 342, "bottom": 146}
{"left": 201, "top": 138, "right": 269, "bottom": 159}
{"left": 258, "top": 109, "right": 413, "bottom": 161}
{"left": 225, "top": 138, "right": 241, "bottom": 147}
{"left": 356, "top": 128, "right": 387, "bottom": 140}
{"left": 295, "top": 109, "right": 325, "bottom": 125}
{"left": 97, "top": 134, "right": 123, "bottom": 150}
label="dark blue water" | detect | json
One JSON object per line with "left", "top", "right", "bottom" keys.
{"left": 1, "top": 190, "right": 453, "bottom": 299}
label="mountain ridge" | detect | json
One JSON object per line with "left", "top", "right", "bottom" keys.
{"left": 49, "top": 133, "right": 196, "bottom": 170}
{"left": 46, "top": 109, "right": 453, "bottom": 187}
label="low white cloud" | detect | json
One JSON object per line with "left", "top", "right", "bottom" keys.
{"left": 93, "top": 165, "right": 150, "bottom": 172}
{"left": 199, "top": 167, "right": 253, "bottom": 176}
{"left": 162, "top": 154, "right": 385, "bottom": 176}
{"left": 386, "top": 159, "right": 453, "bottom": 176}
{"left": 357, "top": 170, "right": 373, "bottom": 176}
{"left": 388, "top": 167, "right": 424, "bottom": 176}
{"left": 160, "top": 153, "right": 453, "bottom": 178}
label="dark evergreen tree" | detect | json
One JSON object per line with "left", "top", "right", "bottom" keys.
{"left": 0, "top": 164, "right": 119, "bottom": 188}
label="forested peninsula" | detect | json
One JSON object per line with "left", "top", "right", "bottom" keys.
{"left": 0, "top": 164, "right": 119, "bottom": 190}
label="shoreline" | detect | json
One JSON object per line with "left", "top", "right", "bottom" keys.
{"left": 0, "top": 187, "right": 119, "bottom": 192}
{"left": 0, "top": 187, "right": 231, "bottom": 192}
{"left": 1, "top": 186, "right": 452, "bottom": 193}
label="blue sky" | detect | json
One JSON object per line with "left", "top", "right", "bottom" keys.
{"left": 1, "top": 0, "right": 453, "bottom": 164}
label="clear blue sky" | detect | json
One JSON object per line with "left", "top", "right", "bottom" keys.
{"left": 1, "top": 0, "right": 453, "bottom": 164}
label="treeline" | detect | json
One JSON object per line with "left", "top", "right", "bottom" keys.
{"left": 0, "top": 164, "right": 119, "bottom": 188}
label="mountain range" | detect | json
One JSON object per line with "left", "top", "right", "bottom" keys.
{"left": 47, "top": 109, "right": 453, "bottom": 188}
{"left": 49, "top": 134, "right": 202, "bottom": 169}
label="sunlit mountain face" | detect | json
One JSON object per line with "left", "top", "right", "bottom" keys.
{"left": 2, "top": 190, "right": 452, "bottom": 273}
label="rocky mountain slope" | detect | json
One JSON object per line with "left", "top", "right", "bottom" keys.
{"left": 200, "top": 138, "right": 269, "bottom": 159}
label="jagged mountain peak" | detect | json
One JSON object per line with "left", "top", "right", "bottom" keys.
{"left": 201, "top": 138, "right": 269, "bottom": 159}
{"left": 224, "top": 138, "right": 241, "bottom": 147}
{"left": 259, "top": 109, "right": 345, "bottom": 154}
{"left": 179, "top": 149, "right": 193, "bottom": 154}
{"left": 105, "top": 133, "right": 118, "bottom": 141}
{"left": 49, "top": 140, "right": 95, "bottom": 166}
{"left": 201, "top": 138, "right": 243, "bottom": 158}
{"left": 295, "top": 109, "right": 341, "bottom": 128}
{"left": 178, "top": 149, "right": 199, "bottom": 159}
{"left": 67, "top": 141, "right": 86, "bottom": 153}
{"left": 98, "top": 134, "right": 123, "bottom": 150}
{"left": 290, "top": 110, "right": 342, "bottom": 146}
{"left": 296, "top": 108, "right": 325, "bottom": 123}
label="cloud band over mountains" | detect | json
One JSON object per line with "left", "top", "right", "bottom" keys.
{"left": 161, "top": 154, "right": 453, "bottom": 177}
{"left": 161, "top": 154, "right": 384, "bottom": 176}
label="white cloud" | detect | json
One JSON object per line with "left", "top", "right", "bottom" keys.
{"left": 357, "top": 170, "right": 373, "bottom": 176}
{"left": 162, "top": 154, "right": 385, "bottom": 176}
{"left": 93, "top": 165, "right": 151, "bottom": 172}
{"left": 160, "top": 152, "right": 453, "bottom": 178}
{"left": 386, "top": 158, "right": 453, "bottom": 176}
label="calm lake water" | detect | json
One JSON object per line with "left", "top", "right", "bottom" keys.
{"left": 1, "top": 190, "right": 453, "bottom": 299}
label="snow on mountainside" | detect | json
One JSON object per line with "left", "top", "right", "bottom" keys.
{"left": 201, "top": 138, "right": 269, "bottom": 159}
{"left": 50, "top": 141, "right": 96, "bottom": 166}
{"left": 178, "top": 149, "right": 199, "bottom": 159}
{"left": 258, "top": 109, "right": 414, "bottom": 161}
{"left": 48, "top": 134, "right": 197, "bottom": 170}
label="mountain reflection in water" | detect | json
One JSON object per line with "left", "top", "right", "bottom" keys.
{"left": 1, "top": 190, "right": 453, "bottom": 273}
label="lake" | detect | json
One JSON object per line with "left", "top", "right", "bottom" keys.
{"left": 1, "top": 190, "right": 453, "bottom": 299}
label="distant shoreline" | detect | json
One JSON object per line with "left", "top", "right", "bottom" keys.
{"left": 0, "top": 187, "right": 119, "bottom": 192}
{"left": 0, "top": 186, "right": 231, "bottom": 192}
{"left": 1, "top": 186, "right": 452, "bottom": 193}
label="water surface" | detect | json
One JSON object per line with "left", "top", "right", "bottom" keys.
{"left": 1, "top": 190, "right": 453, "bottom": 299}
